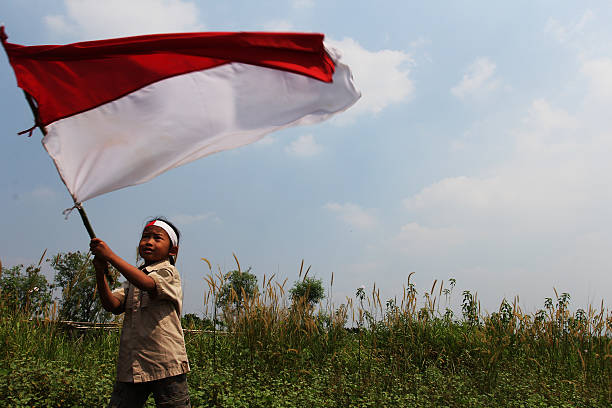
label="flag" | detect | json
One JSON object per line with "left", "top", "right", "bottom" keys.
{"left": 1, "top": 28, "right": 360, "bottom": 203}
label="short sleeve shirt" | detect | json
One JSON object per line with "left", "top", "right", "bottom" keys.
{"left": 111, "top": 260, "right": 190, "bottom": 383}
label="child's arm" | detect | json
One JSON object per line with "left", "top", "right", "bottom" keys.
{"left": 92, "top": 256, "right": 123, "bottom": 314}
{"left": 90, "top": 238, "right": 156, "bottom": 292}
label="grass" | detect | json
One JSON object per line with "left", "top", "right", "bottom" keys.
{"left": 0, "top": 270, "right": 610, "bottom": 407}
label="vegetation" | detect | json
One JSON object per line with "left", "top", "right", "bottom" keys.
{"left": 0, "top": 258, "right": 52, "bottom": 318}
{"left": 289, "top": 277, "right": 325, "bottom": 307}
{"left": 182, "top": 313, "right": 214, "bottom": 331}
{"left": 51, "top": 251, "right": 120, "bottom": 322}
{"left": 0, "top": 257, "right": 610, "bottom": 407}
{"left": 217, "top": 267, "right": 258, "bottom": 310}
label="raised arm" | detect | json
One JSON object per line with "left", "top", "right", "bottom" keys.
{"left": 90, "top": 238, "right": 156, "bottom": 292}
{"left": 92, "top": 256, "right": 123, "bottom": 314}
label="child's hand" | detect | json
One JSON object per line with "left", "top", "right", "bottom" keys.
{"left": 90, "top": 238, "right": 114, "bottom": 261}
{"left": 92, "top": 255, "right": 108, "bottom": 271}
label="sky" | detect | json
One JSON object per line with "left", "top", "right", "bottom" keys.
{"left": 1, "top": 0, "right": 612, "bottom": 316}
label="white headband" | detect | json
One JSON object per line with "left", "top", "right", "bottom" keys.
{"left": 145, "top": 220, "right": 178, "bottom": 247}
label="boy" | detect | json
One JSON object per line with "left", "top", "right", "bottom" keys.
{"left": 91, "top": 218, "right": 190, "bottom": 408}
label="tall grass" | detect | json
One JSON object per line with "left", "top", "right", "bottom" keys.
{"left": 0, "top": 269, "right": 610, "bottom": 407}
{"left": 0, "top": 297, "right": 120, "bottom": 407}
{"left": 195, "top": 269, "right": 611, "bottom": 405}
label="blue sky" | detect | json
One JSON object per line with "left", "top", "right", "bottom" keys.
{"left": 2, "top": 0, "right": 612, "bottom": 315}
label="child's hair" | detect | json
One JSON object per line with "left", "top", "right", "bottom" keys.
{"left": 143, "top": 217, "right": 181, "bottom": 265}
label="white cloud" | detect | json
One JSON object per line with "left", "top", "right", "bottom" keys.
{"left": 45, "top": 0, "right": 203, "bottom": 40}
{"left": 451, "top": 57, "right": 500, "bottom": 100}
{"left": 403, "top": 173, "right": 585, "bottom": 239}
{"left": 409, "top": 36, "right": 431, "bottom": 49}
{"left": 581, "top": 58, "right": 612, "bottom": 100}
{"left": 291, "top": 0, "right": 314, "bottom": 10}
{"left": 385, "top": 27, "right": 612, "bottom": 310}
{"left": 44, "top": 14, "right": 73, "bottom": 36}
{"left": 25, "top": 187, "right": 57, "bottom": 200}
{"left": 324, "top": 202, "right": 378, "bottom": 229}
{"left": 544, "top": 9, "right": 612, "bottom": 61}
{"left": 545, "top": 10, "right": 594, "bottom": 45}
{"left": 261, "top": 20, "right": 294, "bottom": 32}
{"left": 326, "top": 37, "right": 414, "bottom": 121}
{"left": 172, "top": 212, "right": 220, "bottom": 225}
{"left": 256, "top": 135, "right": 277, "bottom": 145}
{"left": 404, "top": 176, "right": 504, "bottom": 216}
{"left": 515, "top": 99, "right": 580, "bottom": 155}
{"left": 396, "top": 77, "right": 612, "bottom": 309}
{"left": 524, "top": 99, "right": 577, "bottom": 131}
{"left": 285, "top": 134, "right": 322, "bottom": 157}
{"left": 394, "top": 223, "right": 462, "bottom": 255}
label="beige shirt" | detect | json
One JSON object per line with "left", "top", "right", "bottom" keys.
{"left": 111, "top": 260, "right": 190, "bottom": 383}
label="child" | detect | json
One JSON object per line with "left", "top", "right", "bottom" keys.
{"left": 91, "top": 218, "right": 191, "bottom": 408}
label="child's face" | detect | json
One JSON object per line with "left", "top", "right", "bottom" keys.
{"left": 139, "top": 225, "right": 177, "bottom": 265}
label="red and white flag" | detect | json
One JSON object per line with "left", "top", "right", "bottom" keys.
{"left": 1, "top": 28, "right": 360, "bottom": 203}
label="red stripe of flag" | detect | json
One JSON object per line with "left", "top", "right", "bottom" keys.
{"left": 1, "top": 28, "right": 335, "bottom": 127}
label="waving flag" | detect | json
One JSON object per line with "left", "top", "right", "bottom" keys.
{"left": 1, "top": 27, "right": 360, "bottom": 203}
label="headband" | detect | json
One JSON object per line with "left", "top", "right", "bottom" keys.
{"left": 145, "top": 220, "right": 178, "bottom": 247}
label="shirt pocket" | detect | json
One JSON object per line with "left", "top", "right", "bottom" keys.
{"left": 140, "top": 291, "right": 152, "bottom": 309}
{"left": 124, "top": 286, "right": 133, "bottom": 310}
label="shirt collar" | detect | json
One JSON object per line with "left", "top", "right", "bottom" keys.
{"left": 141, "top": 259, "right": 172, "bottom": 273}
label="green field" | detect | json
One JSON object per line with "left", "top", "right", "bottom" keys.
{"left": 0, "top": 268, "right": 610, "bottom": 407}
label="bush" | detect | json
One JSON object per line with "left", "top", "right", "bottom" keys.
{"left": 51, "top": 251, "right": 120, "bottom": 322}
{"left": 217, "top": 268, "right": 258, "bottom": 310}
{"left": 0, "top": 263, "right": 52, "bottom": 318}
{"left": 289, "top": 277, "right": 325, "bottom": 307}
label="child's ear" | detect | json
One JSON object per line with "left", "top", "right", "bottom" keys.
{"left": 169, "top": 245, "right": 179, "bottom": 258}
